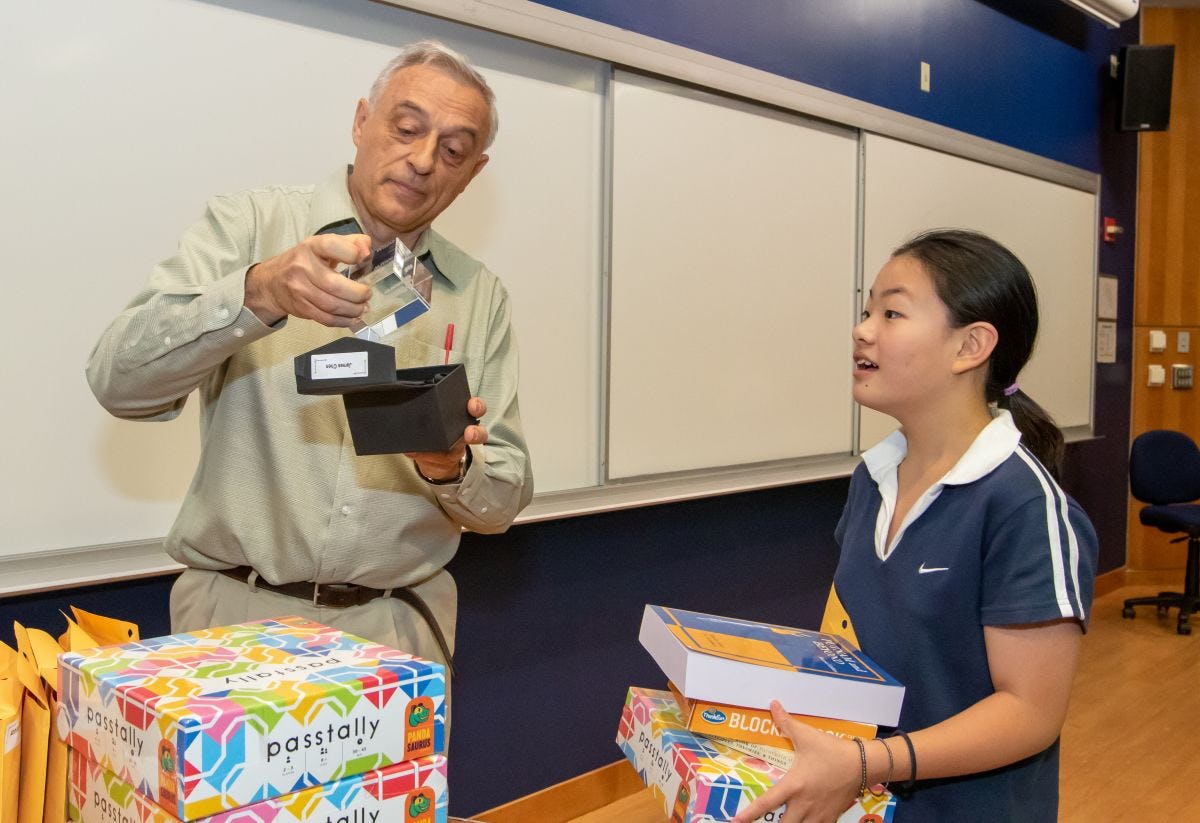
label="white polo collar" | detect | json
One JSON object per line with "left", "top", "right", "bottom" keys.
{"left": 860, "top": 410, "right": 1022, "bottom": 559}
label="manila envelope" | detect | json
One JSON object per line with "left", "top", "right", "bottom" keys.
{"left": 1, "top": 643, "right": 23, "bottom": 823}
{"left": 13, "top": 625, "right": 53, "bottom": 823}
{"left": 18, "top": 622, "right": 80, "bottom": 823}
{"left": 60, "top": 607, "right": 139, "bottom": 648}
{"left": 18, "top": 669, "right": 49, "bottom": 823}
{"left": 42, "top": 608, "right": 138, "bottom": 823}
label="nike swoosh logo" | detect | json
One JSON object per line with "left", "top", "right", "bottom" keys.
{"left": 918, "top": 563, "right": 950, "bottom": 574}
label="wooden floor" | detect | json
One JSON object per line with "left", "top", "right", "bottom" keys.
{"left": 1058, "top": 584, "right": 1200, "bottom": 821}
{"left": 479, "top": 585, "right": 1200, "bottom": 822}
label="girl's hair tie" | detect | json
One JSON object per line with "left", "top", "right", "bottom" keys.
{"left": 1003, "top": 382, "right": 1020, "bottom": 397}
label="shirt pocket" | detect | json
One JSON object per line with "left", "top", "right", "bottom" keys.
{"left": 387, "top": 334, "right": 479, "bottom": 400}
{"left": 388, "top": 334, "right": 456, "bottom": 366}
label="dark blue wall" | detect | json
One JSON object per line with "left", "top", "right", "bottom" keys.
{"left": 536, "top": 0, "right": 1103, "bottom": 169}
{"left": 1, "top": 0, "right": 1137, "bottom": 815}
{"left": 445, "top": 481, "right": 848, "bottom": 813}
{"left": 0, "top": 578, "right": 175, "bottom": 645}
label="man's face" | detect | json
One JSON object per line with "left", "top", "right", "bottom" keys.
{"left": 350, "top": 63, "right": 490, "bottom": 244}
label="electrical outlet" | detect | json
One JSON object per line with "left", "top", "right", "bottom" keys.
{"left": 920, "top": 62, "right": 931, "bottom": 92}
{"left": 1149, "top": 330, "right": 1167, "bottom": 352}
{"left": 1148, "top": 364, "right": 1166, "bottom": 386}
{"left": 1172, "top": 364, "right": 1194, "bottom": 390}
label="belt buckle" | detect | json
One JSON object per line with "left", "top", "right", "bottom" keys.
{"left": 312, "top": 582, "right": 363, "bottom": 608}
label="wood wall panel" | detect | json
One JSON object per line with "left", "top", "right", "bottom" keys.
{"left": 1129, "top": 9, "right": 1200, "bottom": 575}
{"left": 1136, "top": 10, "right": 1200, "bottom": 328}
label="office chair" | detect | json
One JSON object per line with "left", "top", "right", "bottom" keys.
{"left": 1122, "top": 429, "right": 1200, "bottom": 635}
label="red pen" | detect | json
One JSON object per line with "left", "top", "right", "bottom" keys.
{"left": 443, "top": 323, "right": 455, "bottom": 365}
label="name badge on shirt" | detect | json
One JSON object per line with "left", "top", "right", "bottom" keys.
{"left": 310, "top": 351, "right": 369, "bottom": 379}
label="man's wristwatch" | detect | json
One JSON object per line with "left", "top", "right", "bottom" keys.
{"left": 418, "top": 450, "right": 470, "bottom": 485}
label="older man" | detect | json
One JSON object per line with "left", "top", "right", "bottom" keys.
{"left": 86, "top": 41, "right": 532, "bottom": 674}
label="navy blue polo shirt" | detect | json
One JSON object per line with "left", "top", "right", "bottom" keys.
{"left": 832, "top": 412, "right": 1097, "bottom": 821}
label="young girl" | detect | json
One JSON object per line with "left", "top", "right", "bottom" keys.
{"left": 734, "top": 229, "right": 1097, "bottom": 822}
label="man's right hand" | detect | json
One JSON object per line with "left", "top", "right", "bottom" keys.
{"left": 243, "top": 234, "right": 373, "bottom": 327}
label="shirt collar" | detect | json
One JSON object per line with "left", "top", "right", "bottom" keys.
{"left": 307, "top": 166, "right": 359, "bottom": 238}
{"left": 307, "top": 166, "right": 471, "bottom": 289}
{"left": 411, "top": 229, "right": 471, "bottom": 289}
{"left": 862, "top": 409, "right": 1023, "bottom": 488}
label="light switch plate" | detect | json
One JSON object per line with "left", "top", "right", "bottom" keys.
{"left": 1149, "top": 330, "right": 1167, "bottom": 352}
{"left": 1178, "top": 331, "right": 1191, "bottom": 354}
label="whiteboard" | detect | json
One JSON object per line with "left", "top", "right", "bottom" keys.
{"left": 0, "top": 0, "right": 1102, "bottom": 582}
{"left": 608, "top": 73, "right": 860, "bottom": 478}
{"left": 859, "top": 134, "right": 1096, "bottom": 449}
{"left": 1, "top": 0, "right": 603, "bottom": 560}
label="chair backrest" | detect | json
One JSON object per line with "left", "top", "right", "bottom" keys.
{"left": 1129, "top": 429, "right": 1200, "bottom": 506}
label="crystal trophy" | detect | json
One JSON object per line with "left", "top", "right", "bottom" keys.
{"left": 341, "top": 239, "right": 432, "bottom": 342}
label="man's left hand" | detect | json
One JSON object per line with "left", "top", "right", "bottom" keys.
{"left": 407, "top": 397, "right": 488, "bottom": 481}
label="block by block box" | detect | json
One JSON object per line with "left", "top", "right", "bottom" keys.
{"left": 57, "top": 616, "right": 445, "bottom": 820}
{"left": 666, "top": 681, "right": 876, "bottom": 750}
{"left": 68, "top": 746, "right": 448, "bottom": 823}
{"left": 617, "top": 686, "right": 895, "bottom": 823}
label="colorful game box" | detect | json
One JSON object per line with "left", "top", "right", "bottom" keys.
{"left": 67, "top": 746, "right": 448, "bottom": 823}
{"left": 617, "top": 686, "right": 895, "bottom": 823}
{"left": 57, "top": 616, "right": 444, "bottom": 821}
{"left": 696, "top": 735, "right": 795, "bottom": 773}
{"left": 666, "top": 681, "right": 877, "bottom": 750}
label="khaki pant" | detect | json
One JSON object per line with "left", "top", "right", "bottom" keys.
{"left": 170, "top": 567, "right": 457, "bottom": 735}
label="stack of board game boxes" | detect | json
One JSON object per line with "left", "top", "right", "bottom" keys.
{"left": 618, "top": 605, "right": 905, "bottom": 823}
{"left": 57, "top": 615, "right": 448, "bottom": 823}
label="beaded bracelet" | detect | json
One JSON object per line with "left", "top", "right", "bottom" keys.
{"left": 869, "top": 737, "right": 894, "bottom": 797}
{"left": 851, "top": 737, "right": 868, "bottom": 797}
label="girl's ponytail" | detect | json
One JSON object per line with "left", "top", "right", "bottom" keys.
{"left": 998, "top": 387, "right": 1065, "bottom": 479}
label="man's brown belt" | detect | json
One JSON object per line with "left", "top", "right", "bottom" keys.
{"left": 217, "top": 565, "right": 455, "bottom": 676}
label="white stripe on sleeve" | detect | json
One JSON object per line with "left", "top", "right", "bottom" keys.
{"left": 1015, "top": 448, "right": 1082, "bottom": 619}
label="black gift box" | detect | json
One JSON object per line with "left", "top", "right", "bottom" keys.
{"left": 295, "top": 337, "right": 473, "bottom": 455}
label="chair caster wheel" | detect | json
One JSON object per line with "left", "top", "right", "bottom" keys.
{"left": 1178, "top": 624, "right": 1192, "bottom": 636}
{"left": 1122, "top": 606, "right": 1135, "bottom": 619}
